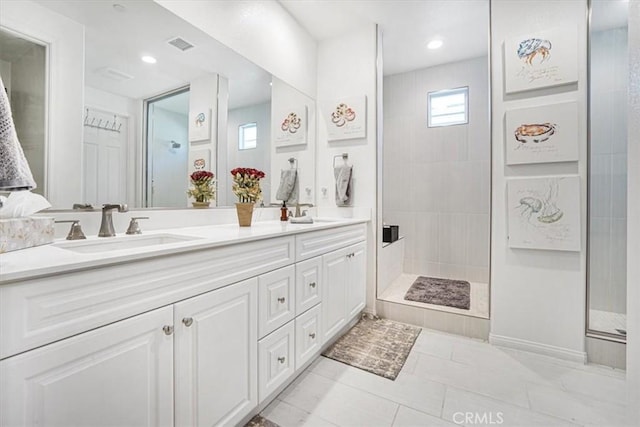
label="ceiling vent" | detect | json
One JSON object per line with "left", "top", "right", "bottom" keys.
{"left": 168, "top": 37, "right": 194, "bottom": 52}
{"left": 97, "top": 67, "right": 134, "bottom": 82}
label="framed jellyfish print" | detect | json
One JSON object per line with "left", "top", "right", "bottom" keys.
{"left": 325, "top": 96, "right": 367, "bottom": 141}
{"left": 504, "top": 27, "right": 579, "bottom": 94}
{"left": 274, "top": 105, "right": 308, "bottom": 147}
{"left": 507, "top": 175, "right": 581, "bottom": 251}
{"left": 505, "top": 101, "right": 579, "bottom": 165}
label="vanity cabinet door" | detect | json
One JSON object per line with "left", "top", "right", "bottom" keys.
{"left": 295, "top": 304, "right": 322, "bottom": 369}
{"left": 346, "top": 242, "right": 367, "bottom": 320}
{"left": 321, "top": 246, "right": 349, "bottom": 342}
{"left": 258, "top": 320, "right": 295, "bottom": 403}
{"left": 0, "top": 306, "right": 174, "bottom": 427}
{"left": 174, "top": 277, "right": 257, "bottom": 427}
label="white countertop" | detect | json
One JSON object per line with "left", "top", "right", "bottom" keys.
{"left": 0, "top": 218, "right": 368, "bottom": 284}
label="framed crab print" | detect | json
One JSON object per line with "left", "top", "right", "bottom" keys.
{"left": 325, "top": 96, "right": 367, "bottom": 141}
{"left": 274, "top": 105, "right": 308, "bottom": 147}
{"left": 505, "top": 101, "right": 579, "bottom": 165}
{"left": 504, "top": 27, "right": 578, "bottom": 94}
{"left": 507, "top": 175, "right": 581, "bottom": 252}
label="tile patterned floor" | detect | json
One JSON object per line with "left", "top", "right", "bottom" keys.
{"left": 261, "top": 328, "right": 629, "bottom": 426}
{"left": 379, "top": 274, "right": 489, "bottom": 319}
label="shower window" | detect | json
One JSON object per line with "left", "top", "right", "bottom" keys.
{"left": 427, "top": 87, "right": 469, "bottom": 127}
{"left": 238, "top": 122, "right": 257, "bottom": 150}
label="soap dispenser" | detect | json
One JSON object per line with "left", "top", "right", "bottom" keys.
{"left": 280, "top": 201, "right": 288, "bottom": 221}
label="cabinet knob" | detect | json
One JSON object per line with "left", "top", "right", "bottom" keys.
{"left": 309, "top": 282, "right": 316, "bottom": 288}
{"left": 162, "top": 325, "right": 174, "bottom": 335}
{"left": 182, "top": 317, "right": 193, "bottom": 327}
{"left": 277, "top": 297, "right": 286, "bottom": 303}
{"left": 309, "top": 332, "right": 316, "bottom": 339}
{"left": 277, "top": 356, "right": 286, "bottom": 364}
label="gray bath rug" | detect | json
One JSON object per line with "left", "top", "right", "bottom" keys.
{"left": 404, "top": 276, "right": 471, "bottom": 310}
{"left": 244, "top": 415, "right": 280, "bottom": 427}
{"left": 321, "top": 315, "right": 421, "bottom": 380}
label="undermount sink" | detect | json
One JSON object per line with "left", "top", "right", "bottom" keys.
{"left": 53, "top": 234, "right": 201, "bottom": 254}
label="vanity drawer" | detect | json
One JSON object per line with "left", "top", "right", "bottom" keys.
{"left": 295, "top": 224, "right": 366, "bottom": 262}
{"left": 295, "top": 256, "right": 322, "bottom": 315}
{"left": 0, "top": 236, "right": 294, "bottom": 360}
{"left": 258, "top": 320, "right": 295, "bottom": 403}
{"left": 295, "top": 304, "right": 322, "bottom": 370}
{"left": 258, "top": 265, "right": 295, "bottom": 338}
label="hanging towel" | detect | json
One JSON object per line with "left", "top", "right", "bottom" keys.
{"left": 334, "top": 164, "right": 352, "bottom": 206}
{"left": 0, "top": 75, "right": 36, "bottom": 191}
{"left": 276, "top": 169, "right": 299, "bottom": 205}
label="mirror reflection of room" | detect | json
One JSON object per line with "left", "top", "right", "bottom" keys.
{"left": 378, "top": 0, "right": 490, "bottom": 320}
{"left": 0, "top": 0, "right": 315, "bottom": 210}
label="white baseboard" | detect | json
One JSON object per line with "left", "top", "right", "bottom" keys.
{"left": 489, "top": 333, "right": 587, "bottom": 364}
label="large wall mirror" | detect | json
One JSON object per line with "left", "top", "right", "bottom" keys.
{"left": 587, "top": 0, "right": 628, "bottom": 340}
{"left": 377, "top": 0, "right": 491, "bottom": 320}
{"left": 0, "top": 0, "right": 316, "bottom": 210}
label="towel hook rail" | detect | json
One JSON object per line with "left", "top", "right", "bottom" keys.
{"left": 332, "top": 153, "right": 349, "bottom": 168}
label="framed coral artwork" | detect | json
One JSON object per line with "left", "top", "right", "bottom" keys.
{"left": 274, "top": 105, "right": 307, "bottom": 147}
{"left": 326, "top": 96, "right": 367, "bottom": 141}
{"left": 504, "top": 27, "right": 579, "bottom": 94}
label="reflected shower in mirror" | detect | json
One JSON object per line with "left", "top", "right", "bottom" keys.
{"left": 377, "top": 0, "right": 490, "bottom": 319}
{"left": 587, "top": 0, "right": 628, "bottom": 340}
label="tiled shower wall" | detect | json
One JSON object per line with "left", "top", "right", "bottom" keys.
{"left": 383, "top": 56, "right": 490, "bottom": 284}
{"left": 589, "top": 27, "right": 628, "bottom": 315}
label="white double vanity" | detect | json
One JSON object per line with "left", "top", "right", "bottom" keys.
{"left": 0, "top": 218, "right": 368, "bottom": 426}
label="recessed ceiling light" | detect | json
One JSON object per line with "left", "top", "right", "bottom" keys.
{"left": 141, "top": 55, "right": 157, "bottom": 64}
{"left": 427, "top": 39, "right": 443, "bottom": 50}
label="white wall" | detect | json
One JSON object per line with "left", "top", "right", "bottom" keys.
{"left": 626, "top": 0, "right": 640, "bottom": 422}
{"left": 489, "top": 0, "right": 588, "bottom": 362}
{"left": 589, "top": 27, "right": 628, "bottom": 316}
{"left": 154, "top": 0, "right": 317, "bottom": 99}
{"left": 270, "top": 77, "right": 316, "bottom": 207}
{"left": 227, "top": 102, "right": 271, "bottom": 205}
{"left": 383, "top": 56, "right": 490, "bottom": 284}
{"left": 0, "top": 0, "right": 84, "bottom": 209}
{"left": 317, "top": 24, "right": 378, "bottom": 312}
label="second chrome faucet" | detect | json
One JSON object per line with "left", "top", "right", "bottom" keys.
{"left": 99, "top": 204, "right": 128, "bottom": 237}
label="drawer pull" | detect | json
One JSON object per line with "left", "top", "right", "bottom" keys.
{"left": 309, "top": 332, "right": 316, "bottom": 339}
{"left": 182, "top": 317, "right": 193, "bottom": 327}
{"left": 309, "top": 282, "right": 317, "bottom": 288}
{"left": 277, "top": 297, "right": 286, "bottom": 303}
{"left": 162, "top": 325, "right": 174, "bottom": 336}
{"left": 277, "top": 356, "right": 286, "bottom": 364}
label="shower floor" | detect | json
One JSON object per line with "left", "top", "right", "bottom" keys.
{"left": 379, "top": 273, "right": 489, "bottom": 319}
{"left": 589, "top": 309, "right": 627, "bottom": 336}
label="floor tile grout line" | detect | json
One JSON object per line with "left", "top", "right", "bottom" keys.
{"left": 269, "top": 393, "right": 339, "bottom": 427}
{"left": 389, "top": 403, "right": 401, "bottom": 427}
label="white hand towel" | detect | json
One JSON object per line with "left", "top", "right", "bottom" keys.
{"left": 334, "top": 165, "right": 352, "bottom": 206}
{"left": 0, "top": 75, "right": 36, "bottom": 191}
{"left": 276, "top": 169, "right": 299, "bottom": 205}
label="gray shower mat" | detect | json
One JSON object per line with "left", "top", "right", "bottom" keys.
{"left": 404, "top": 276, "right": 471, "bottom": 310}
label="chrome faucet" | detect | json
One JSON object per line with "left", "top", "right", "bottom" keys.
{"left": 99, "top": 204, "right": 128, "bottom": 237}
{"left": 294, "top": 203, "right": 314, "bottom": 218}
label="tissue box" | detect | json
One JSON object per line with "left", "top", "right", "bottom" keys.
{"left": 0, "top": 216, "right": 55, "bottom": 253}
{"left": 383, "top": 225, "right": 399, "bottom": 243}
